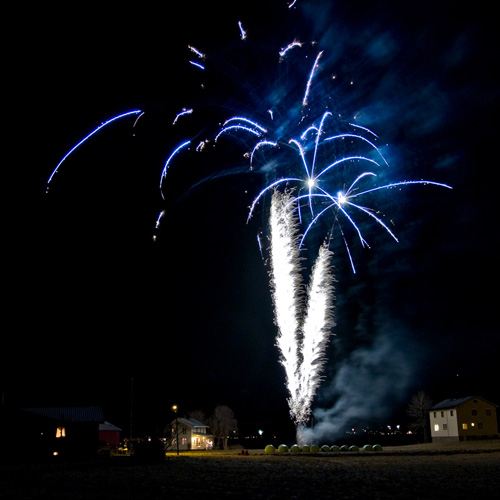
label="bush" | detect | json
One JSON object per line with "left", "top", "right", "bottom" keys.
{"left": 264, "top": 444, "right": 275, "bottom": 454}
{"left": 278, "top": 444, "right": 288, "bottom": 453}
{"left": 340, "top": 445, "right": 349, "bottom": 452}
{"left": 330, "top": 445, "right": 341, "bottom": 452}
{"left": 301, "top": 445, "right": 310, "bottom": 453}
{"left": 320, "top": 445, "right": 330, "bottom": 452}
{"left": 290, "top": 445, "right": 301, "bottom": 453}
{"left": 349, "top": 445, "right": 359, "bottom": 452}
{"left": 310, "top": 445, "right": 320, "bottom": 453}
{"left": 363, "top": 444, "right": 374, "bottom": 452}
{"left": 373, "top": 444, "right": 383, "bottom": 451}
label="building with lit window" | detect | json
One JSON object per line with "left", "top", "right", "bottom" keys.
{"left": 429, "top": 397, "right": 498, "bottom": 442}
{"left": 1, "top": 406, "right": 105, "bottom": 460}
{"left": 170, "top": 417, "right": 213, "bottom": 450}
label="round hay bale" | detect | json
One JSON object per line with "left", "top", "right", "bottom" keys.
{"left": 373, "top": 444, "right": 383, "bottom": 451}
{"left": 340, "top": 445, "right": 349, "bottom": 452}
{"left": 330, "top": 445, "right": 341, "bottom": 452}
{"left": 264, "top": 444, "right": 275, "bottom": 454}
{"left": 278, "top": 444, "right": 288, "bottom": 453}
{"left": 363, "top": 444, "right": 374, "bottom": 452}
{"left": 290, "top": 444, "right": 301, "bottom": 453}
{"left": 320, "top": 445, "right": 330, "bottom": 452}
{"left": 301, "top": 445, "right": 310, "bottom": 453}
{"left": 310, "top": 445, "right": 320, "bottom": 453}
{"left": 349, "top": 445, "right": 359, "bottom": 452}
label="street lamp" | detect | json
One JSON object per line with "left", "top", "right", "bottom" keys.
{"left": 172, "top": 405, "right": 179, "bottom": 456}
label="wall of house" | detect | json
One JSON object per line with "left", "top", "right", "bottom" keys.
{"left": 430, "top": 408, "right": 459, "bottom": 442}
{"left": 99, "top": 430, "right": 120, "bottom": 448}
{"left": 456, "top": 399, "right": 498, "bottom": 440}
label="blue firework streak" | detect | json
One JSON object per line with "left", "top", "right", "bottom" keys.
{"left": 45, "top": 110, "right": 143, "bottom": 193}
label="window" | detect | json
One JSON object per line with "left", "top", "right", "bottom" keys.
{"left": 450, "top": 410, "right": 454, "bottom": 417}
{"left": 443, "top": 424, "right": 448, "bottom": 430}
{"left": 433, "top": 412, "right": 437, "bottom": 418}
{"left": 441, "top": 411, "right": 444, "bottom": 418}
{"left": 478, "top": 423, "right": 483, "bottom": 430}
{"left": 486, "top": 409, "right": 492, "bottom": 416}
{"left": 472, "top": 410, "right": 477, "bottom": 416}
{"left": 181, "top": 438, "right": 187, "bottom": 445}
{"left": 462, "top": 423, "right": 468, "bottom": 430}
{"left": 434, "top": 424, "right": 440, "bottom": 432}
{"left": 55, "top": 426, "right": 66, "bottom": 438}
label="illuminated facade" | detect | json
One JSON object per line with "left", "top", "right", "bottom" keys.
{"left": 171, "top": 417, "right": 213, "bottom": 450}
{"left": 429, "top": 397, "right": 498, "bottom": 442}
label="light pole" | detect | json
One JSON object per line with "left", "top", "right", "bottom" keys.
{"left": 172, "top": 405, "right": 179, "bottom": 456}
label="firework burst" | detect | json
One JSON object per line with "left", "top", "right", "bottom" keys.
{"left": 45, "top": 6, "right": 452, "bottom": 436}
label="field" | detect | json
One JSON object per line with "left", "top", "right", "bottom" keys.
{"left": 1, "top": 441, "right": 499, "bottom": 499}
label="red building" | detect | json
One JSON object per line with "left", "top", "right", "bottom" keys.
{"left": 98, "top": 421, "right": 121, "bottom": 448}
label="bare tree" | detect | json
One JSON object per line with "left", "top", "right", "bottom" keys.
{"left": 208, "top": 405, "right": 238, "bottom": 450}
{"left": 188, "top": 409, "right": 208, "bottom": 424}
{"left": 407, "top": 390, "right": 433, "bottom": 443}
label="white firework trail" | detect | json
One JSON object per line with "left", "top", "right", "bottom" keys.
{"left": 269, "top": 191, "right": 304, "bottom": 414}
{"left": 296, "top": 242, "right": 335, "bottom": 423}
{"left": 269, "top": 190, "right": 335, "bottom": 430}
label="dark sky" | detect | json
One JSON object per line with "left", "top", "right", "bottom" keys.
{"left": 5, "top": 0, "right": 498, "bottom": 441}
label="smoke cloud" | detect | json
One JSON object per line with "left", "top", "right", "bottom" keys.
{"left": 300, "top": 326, "right": 418, "bottom": 444}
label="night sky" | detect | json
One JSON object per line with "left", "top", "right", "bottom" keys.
{"left": 5, "top": 0, "right": 498, "bottom": 442}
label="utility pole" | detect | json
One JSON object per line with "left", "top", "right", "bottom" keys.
{"left": 130, "top": 377, "right": 134, "bottom": 440}
{"left": 172, "top": 405, "right": 179, "bottom": 455}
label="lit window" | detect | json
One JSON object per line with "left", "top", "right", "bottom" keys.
{"left": 434, "top": 424, "right": 440, "bottom": 432}
{"left": 56, "top": 426, "right": 66, "bottom": 438}
{"left": 462, "top": 423, "right": 468, "bottom": 430}
{"left": 471, "top": 422, "right": 475, "bottom": 427}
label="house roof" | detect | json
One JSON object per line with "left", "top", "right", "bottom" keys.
{"left": 430, "top": 396, "right": 498, "bottom": 411}
{"left": 21, "top": 406, "right": 105, "bottom": 423}
{"left": 99, "top": 421, "right": 121, "bottom": 432}
{"left": 176, "top": 417, "right": 209, "bottom": 428}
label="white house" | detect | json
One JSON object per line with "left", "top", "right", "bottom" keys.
{"left": 429, "top": 396, "right": 498, "bottom": 442}
{"left": 171, "top": 418, "right": 213, "bottom": 450}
